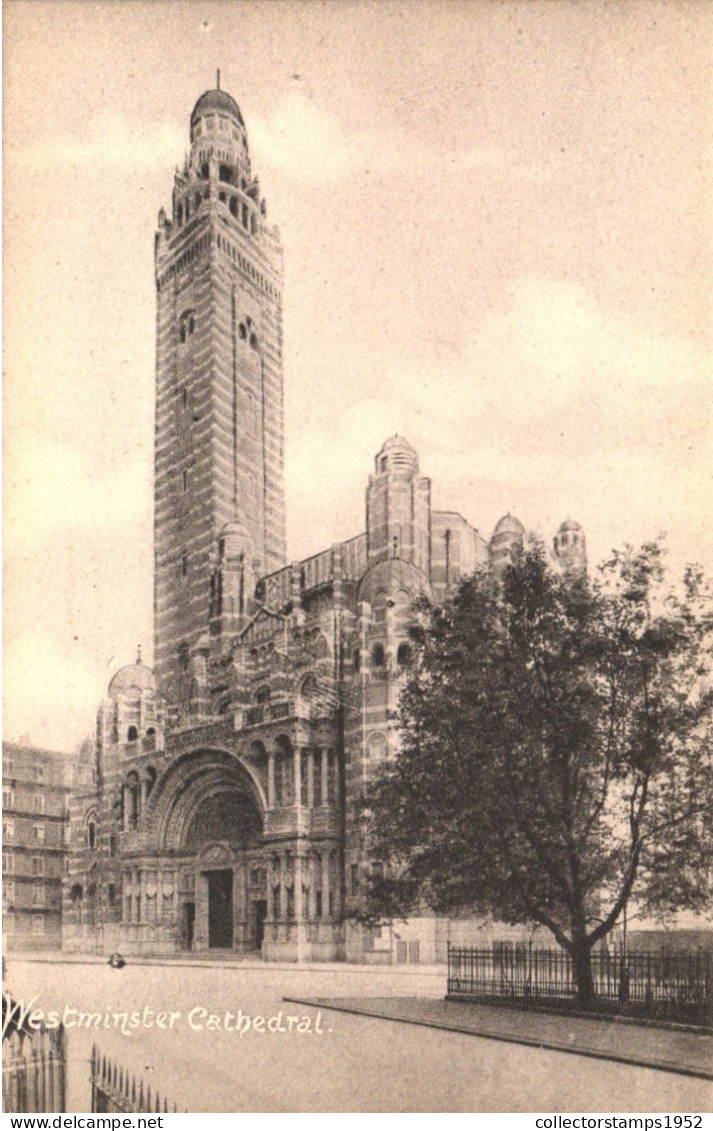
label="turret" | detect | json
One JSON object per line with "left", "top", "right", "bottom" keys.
{"left": 489, "top": 513, "right": 525, "bottom": 572}
{"left": 366, "top": 436, "right": 431, "bottom": 574}
{"left": 554, "top": 518, "right": 587, "bottom": 575}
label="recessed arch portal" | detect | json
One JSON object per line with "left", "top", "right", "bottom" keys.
{"left": 150, "top": 747, "right": 266, "bottom": 853}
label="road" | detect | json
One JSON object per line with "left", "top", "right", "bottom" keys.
{"left": 5, "top": 960, "right": 710, "bottom": 1113}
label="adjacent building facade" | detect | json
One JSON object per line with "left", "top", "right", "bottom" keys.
{"left": 2, "top": 742, "right": 70, "bottom": 951}
{"left": 62, "top": 88, "right": 585, "bottom": 962}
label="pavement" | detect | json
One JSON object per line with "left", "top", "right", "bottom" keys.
{"left": 284, "top": 995, "right": 713, "bottom": 1082}
{"left": 12, "top": 952, "right": 712, "bottom": 1084}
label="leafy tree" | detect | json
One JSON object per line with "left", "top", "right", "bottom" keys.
{"left": 365, "top": 540, "right": 713, "bottom": 1005}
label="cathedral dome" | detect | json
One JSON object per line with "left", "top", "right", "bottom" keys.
{"left": 374, "top": 435, "right": 419, "bottom": 475}
{"left": 557, "top": 518, "right": 582, "bottom": 533}
{"left": 191, "top": 89, "right": 244, "bottom": 128}
{"left": 357, "top": 557, "right": 433, "bottom": 606}
{"left": 492, "top": 513, "right": 525, "bottom": 538}
{"left": 107, "top": 658, "right": 157, "bottom": 698}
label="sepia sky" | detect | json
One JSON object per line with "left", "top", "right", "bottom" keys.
{"left": 3, "top": 0, "right": 712, "bottom": 752}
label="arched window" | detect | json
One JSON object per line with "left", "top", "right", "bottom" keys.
{"left": 300, "top": 674, "right": 317, "bottom": 700}
{"left": 249, "top": 332, "right": 258, "bottom": 350}
{"left": 69, "top": 883, "right": 83, "bottom": 903}
{"left": 87, "top": 821, "right": 96, "bottom": 850}
{"left": 256, "top": 685, "right": 271, "bottom": 704}
{"left": 397, "top": 642, "right": 413, "bottom": 667}
{"left": 179, "top": 642, "right": 190, "bottom": 670}
{"left": 230, "top": 197, "right": 238, "bottom": 218}
{"left": 107, "top": 883, "right": 117, "bottom": 906}
{"left": 353, "top": 648, "right": 360, "bottom": 673}
{"left": 127, "top": 726, "right": 138, "bottom": 742}
{"left": 239, "top": 323, "right": 247, "bottom": 340}
{"left": 367, "top": 733, "right": 387, "bottom": 761}
{"left": 145, "top": 767, "right": 157, "bottom": 798}
{"left": 371, "top": 643, "right": 386, "bottom": 667}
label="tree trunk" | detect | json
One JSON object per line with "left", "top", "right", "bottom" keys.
{"left": 570, "top": 940, "right": 595, "bottom": 1009}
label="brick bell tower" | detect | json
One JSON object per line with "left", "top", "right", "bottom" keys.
{"left": 153, "top": 83, "right": 286, "bottom": 699}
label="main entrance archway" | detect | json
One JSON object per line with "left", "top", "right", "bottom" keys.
{"left": 151, "top": 748, "right": 267, "bottom": 952}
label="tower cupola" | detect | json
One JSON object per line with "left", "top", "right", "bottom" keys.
{"left": 366, "top": 436, "right": 431, "bottom": 573}
{"left": 554, "top": 518, "right": 587, "bottom": 574}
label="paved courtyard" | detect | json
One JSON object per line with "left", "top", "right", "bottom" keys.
{"left": 5, "top": 960, "right": 711, "bottom": 1113}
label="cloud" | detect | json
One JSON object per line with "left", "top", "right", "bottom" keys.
{"left": 285, "top": 276, "right": 712, "bottom": 563}
{"left": 2, "top": 631, "right": 104, "bottom": 752}
{"left": 4, "top": 432, "right": 150, "bottom": 553}
{"left": 8, "top": 111, "right": 183, "bottom": 172}
{"left": 251, "top": 91, "right": 546, "bottom": 185}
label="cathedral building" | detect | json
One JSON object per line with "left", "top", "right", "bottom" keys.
{"left": 63, "top": 88, "right": 585, "bottom": 962}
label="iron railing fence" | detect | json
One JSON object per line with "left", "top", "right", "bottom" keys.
{"left": 90, "top": 1046, "right": 180, "bottom": 1113}
{"left": 447, "top": 944, "right": 713, "bottom": 1026}
{"left": 2, "top": 1024, "right": 67, "bottom": 1113}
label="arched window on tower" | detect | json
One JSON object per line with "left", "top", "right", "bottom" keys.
{"left": 371, "top": 643, "right": 386, "bottom": 668}
{"left": 397, "top": 642, "right": 413, "bottom": 668}
{"left": 87, "top": 821, "right": 96, "bottom": 850}
{"left": 127, "top": 726, "right": 138, "bottom": 742}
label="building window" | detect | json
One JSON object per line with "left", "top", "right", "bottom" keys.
{"left": 34, "top": 765, "right": 44, "bottom": 782}
{"left": 397, "top": 642, "right": 413, "bottom": 667}
{"left": 70, "top": 883, "right": 83, "bottom": 903}
{"left": 33, "top": 794, "right": 45, "bottom": 814}
{"left": 182, "top": 469, "right": 188, "bottom": 492}
{"left": 371, "top": 643, "right": 385, "bottom": 667}
{"left": 182, "top": 553, "right": 189, "bottom": 578}
{"left": 179, "top": 310, "right": 195, "bottom": 343}
{"left": 2, "top": 819, "right": 14, "bottom": 838}
{"left": 127, "top": 726, "right": 138, "bottom": 742}
{"left": 3, "top": 852, "right": 14, "bottom": 874}
{"left": 34, "top": 825, "right": 45, "bottom": 842}
{"left": 88, "top": 822, "right": 96, "bottom": 850}
{"left": 179, "top": 642, "right": 190, "bottom": 670}
{"left": 33, "top": 882, "right": 44, "bottom": 906}
{"left": 3, "top": 789, "right": 14, "bottom": 808}
{"left": 238, "top": 322, "right": 247, "bottom": 340}
{"left": 353, "top": 647, "right": 360, "bottom": 673}
{"left": 350, "top": 864, "right": 358, "bottom": 895}
{"left": 32, "top": 856, "right": 44, "bottom": 876}
{"left": 107, "top": 883, "right": 117, "bottom": 906}
{"left": 109, "top": 835, "right": 117, "bottom": 857}
{"left": 32, "top": 915, "right": 46, "bottom": 936}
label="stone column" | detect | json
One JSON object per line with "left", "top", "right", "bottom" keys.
{"left": 156, "top": 869, "right": 163, "bottom": 922}
{"left": 122, "top": 786, "right": 130, "bottom": 830}
{"left": 279, "top": 855, "right": 286, "bottom": 924}
{"left": 293, "top": 747, "right": 301, "bottom": 810}
{"left": 307, "top": 751, "right": 315, "bottom": 809}
{"left": 331, "top": 750, "right": 339, "bottom": 804}
{"left": 294, "top": 853, "right": 303, "bottom": 921}
{"left": 267, "top": 751, "right": 275, "bottom": 808}
{"left": 321, "top": 748, "right": 329, "bottom": 808}
{"left": 130, "top": 868, "right": 139, "bottom": 923}
{"left": 139, "top": 869, "right": 147, "bottom": 925}
{"left": 321, "top": 853, "right": 330, "bottom": 921}
{"left": 140, "top": 777, "right": 148, "bottom": 814}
